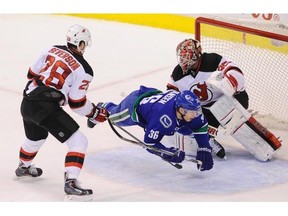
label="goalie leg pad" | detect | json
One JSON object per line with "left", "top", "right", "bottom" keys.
{"left": 209, "top": 95, "right": 247, "bottom": 138}
{"left": 232, "top": 117, "right": 282, "bottom": 161}
{"left": 210, "top": 95, "right": 282, "bottom": 161}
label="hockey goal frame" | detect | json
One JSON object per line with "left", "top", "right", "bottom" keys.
{"left": 195, "top": 16, "right": 288, "bottom": 43}
{"left": 194, "top": 16, "right": 288, "bottom": 129}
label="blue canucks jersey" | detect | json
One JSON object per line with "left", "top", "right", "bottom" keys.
{"left": 105, "top": 85, "right": 210, "bottom": 148}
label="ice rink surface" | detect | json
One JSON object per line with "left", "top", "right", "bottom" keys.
{"left": 0, "top": 14, "right": 287, "bottom": 214}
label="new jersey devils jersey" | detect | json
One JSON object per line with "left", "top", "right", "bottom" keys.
{"left": 25, "top": 45, "right": 94, "bottom": 117}
{"left": 167, "top": 53, "right": 246, "bottom": 107}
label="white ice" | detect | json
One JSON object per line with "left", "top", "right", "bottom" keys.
{"left": 0, "top": 14, "right": 288, "bottom": 214}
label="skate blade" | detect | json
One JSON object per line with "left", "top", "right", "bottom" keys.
{"left": 13, "top": 175, "right": 41, "bottom": 181}
{"left": 64, "top": 194, "right": 93, "bottom": 202}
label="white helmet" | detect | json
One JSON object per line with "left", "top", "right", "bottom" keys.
{"left": 176, "top": 39, "right": 202, "bottom": 74}
{"left": 66, "top": 24, "right": 92, "bottom": 54}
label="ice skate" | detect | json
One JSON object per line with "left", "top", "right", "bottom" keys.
{"left": 64, "top": 173, "right": 93, "bottom": 201}
{"left": 15, "top": 161, "right": 43, "bottom": 178}
{"left": 210, "top": 138, "right": 226, "bottom": 159}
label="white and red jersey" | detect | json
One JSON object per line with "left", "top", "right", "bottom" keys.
{"left": 167, "top": 53, "right": 246, "bottom": 107}
{"left": 25, "top": 45, "right": 94, "bottom": 117}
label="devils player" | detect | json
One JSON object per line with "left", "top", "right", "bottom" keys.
{"left": 15, "top": 24, "right": 109, "bottom": 199}
{"left": 167, "top": 39, "right": 249, "bottom": 159}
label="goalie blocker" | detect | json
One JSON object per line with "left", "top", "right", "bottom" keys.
{"left": 209, "top": 95, "right": 282, "bottom": 161}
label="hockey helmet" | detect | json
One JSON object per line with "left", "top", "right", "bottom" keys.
{"left": 176, "top": 39, "right": 202, "bottom": 74}
{"left": 175, "top": 90, "right": 201, "bottom": 111}
{"left": 66, "top": 24, "right": 92, "bottom": 54}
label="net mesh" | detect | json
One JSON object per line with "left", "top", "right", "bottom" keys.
{"left": 196, "top": 17, "right": 288, "bottom": 129}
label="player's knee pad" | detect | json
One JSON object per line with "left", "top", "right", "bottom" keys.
{"left": 66, "top": 130, "right": 88, "bottom": 153}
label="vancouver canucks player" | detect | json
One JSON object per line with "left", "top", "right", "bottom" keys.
{"left": 96, "top": 85, "right": 214, "bottom": 171}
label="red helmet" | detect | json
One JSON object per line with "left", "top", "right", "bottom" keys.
{"left": 176, "top": 39, "right": 202, "bottom": 74}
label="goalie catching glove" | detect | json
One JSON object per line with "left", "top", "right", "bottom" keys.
{"left": 196, "top": 146, "right": 214, "bottom": 171}
{"left": 87, "top": 103, "right": 109, "bottom": 128}
{"left": 206, "top": 71, "right": 238, "bottom": 97}
{"left": 146, "top": 143, "right": 185, "bottom": 163}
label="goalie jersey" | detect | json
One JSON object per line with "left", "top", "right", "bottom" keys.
{"left": 167, "top": 53, "right": 247, "bottom": 108}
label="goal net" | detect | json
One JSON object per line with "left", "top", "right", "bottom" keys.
{"left": 194, "top": 16, "right": 288, "bottom": 130}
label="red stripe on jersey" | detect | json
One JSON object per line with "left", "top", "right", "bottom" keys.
{"left": 68, "top": 96, "right": 87, "bottom": 109}
{"left": 225, "top": 74, "right": 238, "bottom": 89}
{"left": 223, "top": 66, "right": 243, "bottom": 75}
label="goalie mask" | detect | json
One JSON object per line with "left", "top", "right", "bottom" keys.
{"left": 175, "top": 90, "right": 202, "bottom": 116}
{"left": 176, "top": 39, "right": 202, "bottom": 74}
{"left": 66, "top": 24, "right": 92, "bottom": 54}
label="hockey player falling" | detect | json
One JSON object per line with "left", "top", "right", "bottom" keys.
{"left": 15, "top": 24, "right": 109, "bottom": 200}
{"left": 90, "top": 86, "right": 214, "bottom": 171}
{"left": 167, "top": 38, "right": 281, "bottom": 161}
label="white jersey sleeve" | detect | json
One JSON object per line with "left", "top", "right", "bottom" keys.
{"left": 68, "top": 69, "right": 94, "bottom": 117}
{"left": 218, "top": 57, "right": 245, "bottom": 92}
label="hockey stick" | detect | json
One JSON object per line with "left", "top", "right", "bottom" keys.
{"left": 107, "top": 119, "right": 183, "bottom": 169}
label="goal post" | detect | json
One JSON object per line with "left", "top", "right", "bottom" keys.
{"left": 194, "top": 16, "right": 288, "bottom": 130}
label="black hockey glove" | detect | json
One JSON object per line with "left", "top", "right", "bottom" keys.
{"left": 87, "top": 103, "right": 109, "bottom": 128}
{"left": 196, "top": 147, "right": 214, "bottom": 171}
